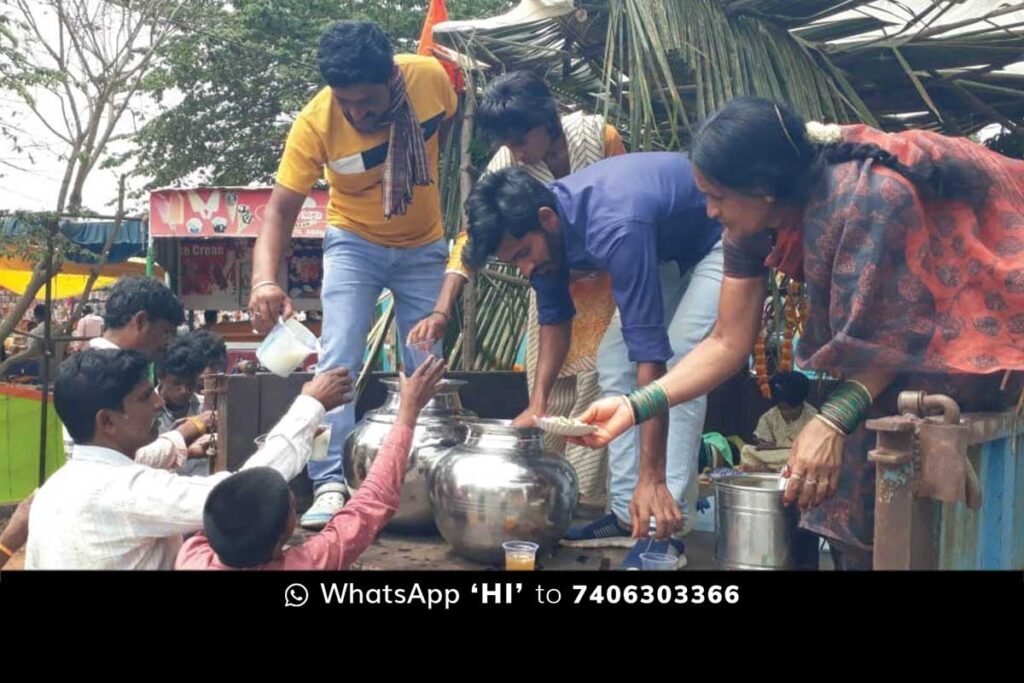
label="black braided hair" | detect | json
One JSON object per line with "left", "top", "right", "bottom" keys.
{"left": 691, "top": 97, "right": 989, "bottom": 206}
{"left": 817, "top": 141, "right": 988, "bottom": 204}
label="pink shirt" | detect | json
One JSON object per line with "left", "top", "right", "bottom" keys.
{"left": 75, "top": 314, "right": 104, "bottom": 339}
{"left": 174, "top": 424, "right": 414, "bottom": 570}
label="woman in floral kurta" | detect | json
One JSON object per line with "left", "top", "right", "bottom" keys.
{"left": 574, "top": 97, "right": 1024, "bottom": 567}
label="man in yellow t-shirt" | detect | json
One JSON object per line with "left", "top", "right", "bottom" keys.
{"left": 248, "top": 21, "right": 457, "bottom": 530}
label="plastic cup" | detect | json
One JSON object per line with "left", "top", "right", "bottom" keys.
{"left": 405, "top": 339, "right": 437, "bottom": 374}
{"left": 256, "top": 426, "right": 330, "bottom": 461}
{"left": 502, "top": 541, "right": 539, "bottom": 571}
{"left": 256, "top": 317, "right": 319, "bottom": 377}
{"left": 311, "top": 425, "right": 332, "bottom": 462}
{"left": 639, "top": 552, "right": 678, "bottom": 571}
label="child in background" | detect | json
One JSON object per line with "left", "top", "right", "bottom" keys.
{"left": 739, "top": 371, "right": 817, "bottom": 472}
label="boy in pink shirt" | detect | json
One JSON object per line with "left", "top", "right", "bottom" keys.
{"left": 176, "top": 357, "right": 445, "bottom": 570}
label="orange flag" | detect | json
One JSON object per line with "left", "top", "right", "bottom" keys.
{"left": 418, "top": 0, "right": 464, "bottom": 92}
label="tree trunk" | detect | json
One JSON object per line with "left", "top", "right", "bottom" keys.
{"left": 67, "top": 175, "right": 126, "bottom": 330}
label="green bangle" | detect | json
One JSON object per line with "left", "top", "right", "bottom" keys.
{"left": 819, "top": 380, "right": 873, "bottom": 434}
{"left": 626, "top": 381, "right": 670, "bottom": 425}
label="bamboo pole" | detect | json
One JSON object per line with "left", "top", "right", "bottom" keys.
{"left": 480, "top": 266, "right": 530, "bottom": 287}
{"left": 459, "top": 83, "right": 477, "bottom": 371}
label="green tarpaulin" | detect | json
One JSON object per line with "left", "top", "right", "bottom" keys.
{"left": 0, "top": 386, "right": 64, "bottom": 504}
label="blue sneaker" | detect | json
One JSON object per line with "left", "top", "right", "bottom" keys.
{"left": 620, "top": 537, "right": 687, "bottom": 570}
{"left": 560, "top": 513, "right": 635, "bottom": 548}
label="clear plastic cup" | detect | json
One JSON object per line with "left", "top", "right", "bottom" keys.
{"left": 254, "top": 434, "right": 268, "bottom": 450}
{"left": 502, "top": 541, "right": 540, "bottom": 571}
{"left": 256, "top": 317, "right": 319, "bottom": 377}
{"left": 640, "top": 552, "right": 678, "bottom": 571}
{"left": 405, "top": 339, "right": 437, "bottom": 374}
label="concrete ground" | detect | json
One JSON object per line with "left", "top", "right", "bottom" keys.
{"left": 305, "top": 495, "right": 834, "bottom": 572}
{"left": 2, "top": 492, "right": 833, "bottom": 572}
{"left": 344, "top": 527, "right": 719, "bottom": 571}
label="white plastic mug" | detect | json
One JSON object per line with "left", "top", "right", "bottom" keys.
{"left": 256, "top": 317, "right": 320, "bottom": 378}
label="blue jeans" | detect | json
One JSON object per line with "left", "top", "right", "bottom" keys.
{"left": 310, "top": 228, "right": 447, "bottom": 489}
{"left": 598, "top": 241, "right": 723, "bottom": 532}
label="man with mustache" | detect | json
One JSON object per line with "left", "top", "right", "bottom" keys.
{"left": 248, "top": 21, "right": 457, "bottom": 530}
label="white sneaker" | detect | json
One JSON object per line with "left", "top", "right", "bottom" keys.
{"left": 300, "top": 483, "right": 348, "bottom": 530}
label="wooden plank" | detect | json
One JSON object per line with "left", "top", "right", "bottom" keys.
{"left": 979, "top": 439, "right": 1007, "bottom": 569}
{"left": 259, "top": 372, "right": 312, "bottom": 431}
{"left": 446, "top": 371, "right": 528, "bottom": 419}
{"left": 1013, "top": 442, "right": 1024, "bottom": 569}
{"left": 259, "top": 372, "right": 316, "bottom": 510}
{"left": 939, "top": 448, "right": 983, "bottom": 570}
{"left": 216, "top": 374, "right": 260, "bottom": 472}
{"left": 938, "top": 437, "right": 1024, "bottom": 570}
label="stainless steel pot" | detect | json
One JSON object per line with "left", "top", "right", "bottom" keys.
{"left": 343, "top": 378, "right": 475, "bottom": 533}
{"left": 429, "top": 419, "right": 579, "bottom": 564}
{"left": 713, "top": 473, "right": 816, "bottom": 570}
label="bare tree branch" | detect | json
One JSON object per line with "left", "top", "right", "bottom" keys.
{"left": 67, "top": 174, "right": 126, "bottom": 331}
{"left": 16, "top": 0, "right": 65, "bottom": 67}
{"left": 21, "top": 90, "right": 75, "bottom": 145}
{"left": 57, "top": 1, "right": 102, "bottom": 86}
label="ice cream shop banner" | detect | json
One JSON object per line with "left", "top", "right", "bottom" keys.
{"left": 149, "top": 187, "right": 331, "bottom": 238}
{"left": 176, "top": 238, "right": 323, "bottom": 311}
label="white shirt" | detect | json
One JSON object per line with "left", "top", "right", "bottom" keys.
{"left": 63, "top": 336, "right": 189, "bottom": 469}
{"left": 72, "top": 314, "right": 104, "bottom": 350}
{"left": 87, "top": 336, "right": 119, "bottom": 350}
{"left": 28, "top": 394, "right": 325, "bottom": 569}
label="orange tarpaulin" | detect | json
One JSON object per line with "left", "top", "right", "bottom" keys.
{"left": 0, "top": 257, "right": 166, "bottom": 300}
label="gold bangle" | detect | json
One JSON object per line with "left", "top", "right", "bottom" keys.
{"left": 188, "top": 417, "right": 207, "bottom": 435}
{"left": 814, "top": 413, "right": 846, "bottom": 436}
{"left": 0, "top": 542, "right": 14, "bottom": 559}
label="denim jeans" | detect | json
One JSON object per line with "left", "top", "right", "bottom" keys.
{"left": 309, "top": 228, "right": 447, "bottom": 489}
{"left": 598, "top": 241, "right": 723, "bottom": 532}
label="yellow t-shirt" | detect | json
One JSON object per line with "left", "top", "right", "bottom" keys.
{"left": 276, "top": 54, "right": 458, "bottom": 248}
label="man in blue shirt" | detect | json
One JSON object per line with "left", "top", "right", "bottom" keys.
{"left": 464, "top": 151, "right": 724, "bottom": 569}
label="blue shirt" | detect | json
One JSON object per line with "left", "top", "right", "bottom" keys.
{"left": 532, "top": 152, "right": 722, "bottom": 363}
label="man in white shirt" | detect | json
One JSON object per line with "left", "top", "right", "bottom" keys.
{"left": 89, "top": 276, "right": 183, "bottom": 356}
{"left": 27, "top": 348, "right": 352, "bottom": 569}
{"left": 62, "top": 276, "right": 214, "bottom": 468}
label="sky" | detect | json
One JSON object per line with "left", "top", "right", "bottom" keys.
{"left": 0, "top": 0, "right": 1020, "bottom": 214}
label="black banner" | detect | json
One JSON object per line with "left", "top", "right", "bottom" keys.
{"left": 1, "top": 570, "right": 1021, "bottom": 618}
